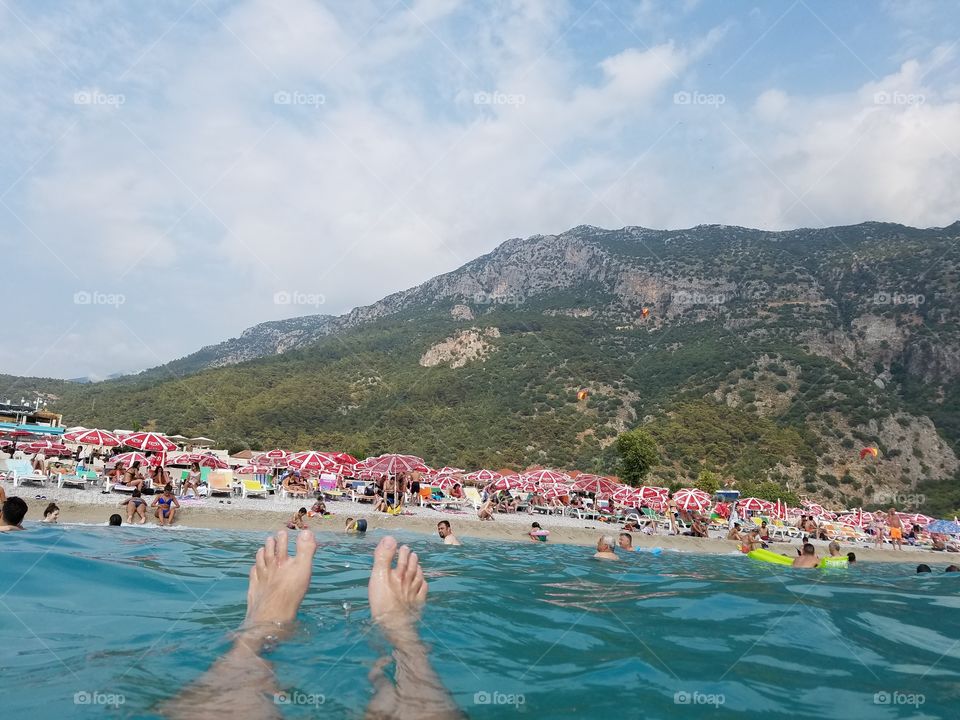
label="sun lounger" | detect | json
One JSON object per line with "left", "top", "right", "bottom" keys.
{"left": 58, "top": 472, "right": 89, "bottom": 489}
{"left": 208, "top": 470, "right": 236, "bottom": 497}
{"left": 6, "top": 459, "right": 49, "bottom": 487}
{"left": 240, "top": 479, "right": 267, "bottom": 498}
{"left": 464, "top": 487, "right": 483, "bottom": 510}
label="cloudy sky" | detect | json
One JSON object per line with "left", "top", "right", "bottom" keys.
{"left": 2, "top": 0, "right": 959, "bottom": 380}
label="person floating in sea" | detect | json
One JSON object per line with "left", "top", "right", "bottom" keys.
{"left": 41, "top": 503, "right": 59, "bottom": 523}
{"left": 792, "top": 543, "right": 819, "bottom": 568}
{"left": 163, "top": 531, "right": 465, "bottom": 720}
{"left": 437, "top": 520, "right": 461, "bottom": 545}
{"left": 594, "top": 535, "right": 618, "bottom": 560}
{"left": 0, "top": 496, "right": 27, "bottom": 532}
{"left": 120, "top": 489, "right": 148, "bottom": 524}
{"left": 617, "top": 532, "right": 634, "bottom": 552}
{"left": 108, "top": 514, "right": 123, "bottom": 526}
{"left": 529, "top": 522, "right": 549, "bottom": 542}
{"left": 152, "top": 484, "right": 180, "bottom": 526}
{"left": 887, "top": 507, "right": 903, "bottom": 550}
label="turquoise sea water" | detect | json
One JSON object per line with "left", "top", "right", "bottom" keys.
{"left": 1, "top": 524, "right": 959, "bottom": 719}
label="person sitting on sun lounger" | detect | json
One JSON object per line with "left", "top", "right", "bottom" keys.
{"left": 281, "top": 470, "right": 309, "bottom": 498}
{"left": 181, "top": 462, "right": 203, "bottom": 498}
{"left": 118, "top": 461, "right": 145, "bottom": 492}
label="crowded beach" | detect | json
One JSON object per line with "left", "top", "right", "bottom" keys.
{"left": 2, "top": 426, "right": 959, "bottom": 566}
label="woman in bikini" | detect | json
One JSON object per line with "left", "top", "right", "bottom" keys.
{"left": 182, "top": 462, "right": 202, "bottom": 498}
{"left": 121, "top": 488, "right": 148, "bottom": 524}
{"left": 121, "top": 461, "right": 145, "bottom": 492}
{"left": 152, "top": 484, "right": 180, "bottom": 526}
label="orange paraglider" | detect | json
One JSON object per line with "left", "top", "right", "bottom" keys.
{"left": 577, "top": 390, "right": 589, "bottom": 401}
{"left": 859, "top": 447, "right": 879, "bottom": 460}
{"left": 641, "top": 307, "right": 650, "bottom": 318}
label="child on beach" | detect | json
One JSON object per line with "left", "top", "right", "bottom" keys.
{"left": 308, "top": 499, "right": 327, "bottom": 517}
{"left": 121, "top": 489, "right": 148, "bottom": 524}
{"left": 287, "top": 508, "right": 308, "bottom": 530}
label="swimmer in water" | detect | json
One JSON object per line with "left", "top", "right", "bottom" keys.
{"left": 792, "top": 543, "right": 819, "bottom": 568}
{"left": 163, "top": 532, "right": 465, "bottom": 720}
{"left": 437, "top": 520, "right": 461, "bottom": 545}
{"left": 594, "top": 535, "right": 619, "bottom": 561}
{"left": 617, "top": 532, "right": 634, "bottom": 552}
{"left": 0, "top": 496, "right": 27, "bottom": 532}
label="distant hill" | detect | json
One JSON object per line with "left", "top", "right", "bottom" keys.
{"left": 10, "top": 221, "right": 960, "bottom": 514}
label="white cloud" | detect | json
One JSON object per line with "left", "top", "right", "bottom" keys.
{"left": 2, "top": 0, "right": 959, "bottom": 379}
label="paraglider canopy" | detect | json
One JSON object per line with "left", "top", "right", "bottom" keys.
{"left": 859, "top": 447, "right": 879, "bottom": 460}
{"left": 641, "top": 307, "right": 650, "bottom": 318}
{"left": 576, "top": 390, "right": 589, "bottom": 401}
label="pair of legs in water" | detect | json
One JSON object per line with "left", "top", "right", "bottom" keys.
{"left": 164, "top": 532, "right": 463, "bottom": 720}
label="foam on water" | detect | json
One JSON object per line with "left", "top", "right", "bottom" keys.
{"left": 1, "top": 524, "right": 959, "bottom": 719}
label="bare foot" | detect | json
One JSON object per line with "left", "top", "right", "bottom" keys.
{"left": 244, "top": 530, "right": 317, "bottom": 632}
{"left": 368, "top": 536, "right": 428, "bottom": 642}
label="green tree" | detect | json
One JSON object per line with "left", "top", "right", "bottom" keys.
{"left": 695, "top": 469, "right": 721, "bottom": 494}
{"left": 616, "top": 428, "right": 659, "bottom": 485}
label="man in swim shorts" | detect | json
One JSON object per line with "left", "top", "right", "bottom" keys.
{"left": 887, "top": 507, "right": 903, "bottom": 550}
{"left": 437, "top": 520, "right": 461, "bottom": 545}
{"left": 163, "top": 531, "right": 465, "bottom": 720}
{"left": 792, "top": 543, "right": 819, "bottom": 568}
{"left": 0, "top": 496, "right": 27, "bottom": 532}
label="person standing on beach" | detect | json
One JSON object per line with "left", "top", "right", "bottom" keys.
{"left": 0, "top": 496, "right": 27, "bottom": 532}
{"left": 887, "top": 508, "right": 903, "bottom": 550}
{"left": 437, "top": 520, "right": 461, "bottom": 545}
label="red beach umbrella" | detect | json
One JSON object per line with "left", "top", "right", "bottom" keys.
{"left": 22, "top": 440, "right": 70, "bottom": 455}
{"left": 288, "top": 451, "right": 336, "bottom": 472}
{"left": 435, "top": 466, "right": 464, "bottom": 475}
{"left": 64, "top": 428, "right": 121, "bottom": 447}
{"left": 123, "top": 432, "right": 177, "bottom": 453}
{"left": 523, "top": 469, "right": 572, "bottom": 485}
{"left": 110, "top": 451, "right": 159, "bottom": 467}
{"left": 330, "top": 452, "right": 358, "bottom": 466}
{"left": 364, "top": 454, "right": 429, "bottom": 475}
{"left": 638, "top": 486, "right": 669, "bottom": 501}
{"left": 739, "top": 497, "right": 773, "bottom": 513}
{"left": 464, "top": 469, "right": 502, "bottom": 484}
{"left": 571, "top": 475, "right": 619, "bottom": 496}
{"left": 171, "top": 453, "right": 228, "bottom": 469}
{"left": 672, "top": 488, "right": 711, "bottom": 512}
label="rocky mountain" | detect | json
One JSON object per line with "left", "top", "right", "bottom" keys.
{"left": 11, "top": 221, "right": 960, "bottom": 515}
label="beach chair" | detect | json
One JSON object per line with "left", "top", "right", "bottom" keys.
{"left": 464, "top": 487, "right": 484, "bottom": 510}
{"left": 207, "top": 470, "right": 235, "bottom": 497}
{"left": 7, "top": 459, "right": 49, "bottom": 488}
{"left": 58, "top": 469, "right": 91, "bottom": 489}
{"left": 239, "top": 478, "right": 267, "bottom": 498}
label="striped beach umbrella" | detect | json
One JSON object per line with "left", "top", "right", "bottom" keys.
{"left": 110, "top": 451, "right": 160, "bottom": 467}
{"left": 288, "top": 451, "right": 336, "bottom": 472}
{"left": 464, "top": 469, "right": 502, "bottom": 484}
{"left": 571, "top": 475, "right": 619, "bottom": 496}
{"left": 123, "top": 432, "right": 177, "bottom": 453}
{"left": 64, "top": 428, "right": 121, "bottom": 447}
{"left": 672, "top": 488, "right": 712, "bottom": 512}
{"left": 739, "top": 497, "right": 774, "bottom": 513}
{"left": 523, "top": 469, "right": 572, "bottom": 485}
{"left": 364, "top": 454, "right": 429, "bottom": 475}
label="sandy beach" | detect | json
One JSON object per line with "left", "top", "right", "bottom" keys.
{"left": 10, "top": 482, "right": 952, "bottom": 564}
